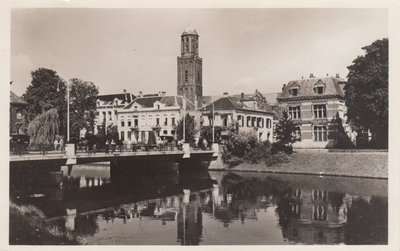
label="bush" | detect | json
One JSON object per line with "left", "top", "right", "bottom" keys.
{"left": 264, "top": 151, "right": 291, "bottom": 166}
{"left": 271, "top": 142, "right": 293, "bottom": 154}
{"left": 222, "top": 131, "right": 289, "bottom": 168}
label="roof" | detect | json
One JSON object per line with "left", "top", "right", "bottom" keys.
{"left": 262, "top": 92, "right": 281, "bottom": 106}
{"left": 123, "top": 95, "right": 194, "bottom": 110}
{"left": 200, "top": 96, "right": 274, "bottom": 115}
{"left": 201, "top": 96, "right": 246, "bottom": 111}
{"left": 279, "top": 77, "right": 345, "bottom": 100}
{"left": 97, "top": 93, "right": 134, "bottom": 104}
{"left": 182, "top": 25, "right": 198, "bottom": 36}
{"left": 10, "top": 91, "right": 27, "bottom": 105}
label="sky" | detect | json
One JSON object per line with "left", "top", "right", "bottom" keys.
{"left": 10, "top": 8, "right": 388, "bottom": 97}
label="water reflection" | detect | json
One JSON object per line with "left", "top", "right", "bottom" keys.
{"left": 10, "top": 163, "right": 388, "bottom": 245}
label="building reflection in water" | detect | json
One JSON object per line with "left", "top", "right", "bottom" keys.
{"left": 45, "top": 169, "right": 386, "bottom": 245}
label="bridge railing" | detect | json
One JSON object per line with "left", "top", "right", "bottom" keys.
{"left": 10, "top": 142, "right": 216, "bottom": 156}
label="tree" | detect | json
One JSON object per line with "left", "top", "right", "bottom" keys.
{"left": 23, "top": 68, "right": 67, "bottom": 134}
{"left": 69, "top": 78, "right": 99, "bottom": 139}
{"left": 274, "top": 111, "right": 297, "bottom": 147}
{"left": 27, "top": 109, "right": 60, "bottom": 145}
{"left": 176, "top": 114, "right": 197, "bottom": 144}
{"left": 200, "top": 125, "right": 224, "bottom": 145}
{"left": 344, "top": 38, "right": 388, "bottom": 148}
{"left": 329, "top": 113, "right": 354, "bottom": 149}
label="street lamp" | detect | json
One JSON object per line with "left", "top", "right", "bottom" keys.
{"left": 57, "top": 80, "right": 70, "bottom": 142}
{"left": 212, "top": 102, "right": 215, "bottom": 143}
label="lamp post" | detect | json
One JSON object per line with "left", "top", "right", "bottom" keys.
{"left": 212, "top": 102, "right": 215, "bottom": 143}
{"left": 67, "top": 80, "right": 70, "bottom": 142}
{"left": 57, "top": 80, "right": 70, "bottom": 142}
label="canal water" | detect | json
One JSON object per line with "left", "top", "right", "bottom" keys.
{"left": 10, "top": 162, "right": 388, "bottom": 245}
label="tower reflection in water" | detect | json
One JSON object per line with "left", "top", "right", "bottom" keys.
{"left": 40, "top": 166, "right": 387, "bottom": 245}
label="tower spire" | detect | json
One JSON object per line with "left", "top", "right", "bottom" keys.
{"left": 177, "top": 27, "right": 202, "bottom": 104}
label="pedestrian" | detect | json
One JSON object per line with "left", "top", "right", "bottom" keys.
{"left": 59, "top": 139, "right": 64, "bottom": 152}
{"left": 111, "top": 139, "right": 116, "bottom": 153}
{"left": 202, "top": 138, "right": 208, "bottom": 150}
{"left": 54, "top": 138, "right": 59, "bottom": 151}
{"left": 93, "top": 143, "right": 97, "bottom": 154}
{"left": 105, "top": 140, "right": 110, "bottom": 153}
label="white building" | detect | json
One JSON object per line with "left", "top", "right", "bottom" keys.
{"left": 94, "top": 90, "right": 135, "bottom": 134}
{"left": 200, "top": 96, "right": 275, "bottom": 142}
{"left": 117, "top": 94, "right": 194, "bottom": 143}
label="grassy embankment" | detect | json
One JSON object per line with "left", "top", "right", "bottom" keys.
{"left": 9, "top": 202, "right": 85, "bottom": 245}
{"left": 212, "top": 151, "right": 388, "bottom": 179}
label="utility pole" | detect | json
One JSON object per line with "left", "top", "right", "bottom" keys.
{"left": 183, "top": 98, "right": 186, "bottom": 143}
{"left": 67, "top": 80, "right": 70, "bottom": 142}
{"left": 212, "top": 102, "right": 215, "bottom": 143}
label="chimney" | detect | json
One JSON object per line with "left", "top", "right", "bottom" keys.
{"left": 138, "top": 91, "right": 143, "bottom": 97}
{"left": 301, "top": 76, "right": 304, "bottom": 79}
{"left": 223, "top": 92, "right": 229, "bottom": 96}
{"left": 335, "top": 73, "right": 340, "bottom": 78}
{"left": 241, "top": 92, "right": 244, "bottom": 100}
{"left": 162, "top": 91, "right": 166, "bottom": 96}
{"left": 123, "top": 89, "right": 127, "bottom": 101}
{"left": 309, "top": 73, "right": 314, "bottom": 78}
{"left": 123, "top": 89, "right": 126, "bottom": 93}
{"left": 282, "top": 84, "right": 286, "bottom": 92}
{"left": 326, "top": 73, "right": 329, "bottom": 77}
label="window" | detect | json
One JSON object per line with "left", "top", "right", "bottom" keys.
{"left": 157, "top": 105, "right": 160, "bottom": 109}
{"left": 314, "top": 86, "right": 324, "bottom": 94}
{"left": 313, "top": 104, "right": 327, "bottom": 119}
{"left": 313, "top": 205, "right": 327, "bottom": 221}
{"left": 185, "top": 37, "right": 189, "bottom": 51}
{"left": 171, "top": 130, "right": 175, "bottom": 135}
{"left": 156, "top": 118, "right": 160, "bottom": 126}
{"left": 313, "top": 126, "right": 327, "bottom": 141}
{"left": 172, "top": 117, "right": 176, "bottom": 125}
{"left": 223, "top": 117, "right": 228, "bottom": 127}
{"left": 121, "top": 131, "right": 125, "bottom": 141}
{"left": 289, "top": 88, "right": 298, "bottom": 97}
{"left": 128, "top": 120, "right": 131, "bottom": 127}
{"left": 288, "top": 106, "right": 301, "bottom": 119}
{"left": 108, "top": 111, "right": 112, "bottom": 120}
{"left": 185, "top": 70, "right": 188, "bottom": 82}
{"left": 247, "top": 116, "right": 251, "bottom": 127}
{"left": 134, "top": 118, "right": 138, "bottom": 127}
{"left": 293, "top": 126, "right": 301, "bottom": 140}
{"left": 163, "top": 130, "right": 168, "bottom": 134}
{"left": 266, "top": 118, "right": 272, "bottom": 129}
{"left": 164, "top": 118, "right": 168, "bottom": 126}
{"left": 127, "top": 131, "right": 131, "bottom": 140}
{"left": 121, "top": 120, "right": 125, "bottom": 127}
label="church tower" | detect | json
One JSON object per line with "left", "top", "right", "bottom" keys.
{"left": 177, "top": 26, "right": 203, "bottom": 104}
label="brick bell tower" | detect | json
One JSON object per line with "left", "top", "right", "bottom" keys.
{"left": 177, "top": 26, "right": 203, "bottom": 104}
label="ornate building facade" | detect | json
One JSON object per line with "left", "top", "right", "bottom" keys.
{"left": 277, "top": 75, "right": 355, "bottom": 148}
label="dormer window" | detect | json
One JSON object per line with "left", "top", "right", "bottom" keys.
{"left": 289, "top": 88, "right": 298, "bottom": 97}
{"left": 314, "top": 86, "right": 324, "bottom": 94}
{"left": 313, "top": 81, "right": 326, "bottom": 95}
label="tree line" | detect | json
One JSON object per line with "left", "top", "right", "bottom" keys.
{"left": 22, "top": 68, "right": 99, "bottom": 145}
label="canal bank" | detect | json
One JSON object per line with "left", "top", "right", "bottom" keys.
{"left": 209, "top": 150, "right": 388, "bottom": 179}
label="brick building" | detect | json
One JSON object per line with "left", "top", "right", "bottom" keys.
{"left": 277, "top": 74, "right": 354, "bottom": 148}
